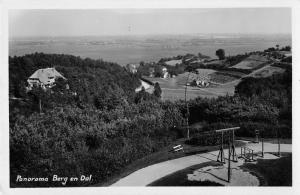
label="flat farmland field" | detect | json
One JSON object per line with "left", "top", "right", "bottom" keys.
{"left": 175, "top": 69, "right": 217, "bottom": 85}
{"left": 232, "top": 54, "right": 269, "bottom": 69}
{"left": 144, "top": 69, "right": 216, "bottom": 89}
{"left": 165, "top": 59, "right": 182, "bottom": 66}
{"left": 161, "top": 85, "right": 236, "bottom": 101}
{"left": 249, "top": 65, "right": 285, "bottom": 78}
{"left": 209, "top": 73, "right": 237, "bottom": 84}
{"left": 143, "top": 70, "right": 239, "bottom": 101}
{"left": 161, "top": 88, "right": 218, "bottom": 101}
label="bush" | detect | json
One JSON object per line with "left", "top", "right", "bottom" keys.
{"left": 10, "top": 100, "right": 184, "bottom": 187}
{"left": 186, "top": 131, "right": 231, "bottom": 146}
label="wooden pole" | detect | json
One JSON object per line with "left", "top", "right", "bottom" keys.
{"left": 232, "top": 130, "right": 234, "bottom": 146}
{"left": 232, "top": 130, "right": 236, "bottom": 161}
{"left": 228, "top": 142, "right": 231, "bottom": 182}
{"left": 278, "top": 136, "right": 281, "bottom": 157}
{"left": 277, "top": 128, "right": 281, "bottom": 157}
{"left": 262, "top": 138, "right": 264, "bottom": 158}
{"left": 39, "top": 98, "right": 42, "bottom": 113}
{"left": 215, "top": 127, "right": 240, "bottom": 133}
{"left": 184, "top": 72, "right": 190, "bottom": 139}
{"left": 221, "top": 131, "right": 224, "bottom": 162}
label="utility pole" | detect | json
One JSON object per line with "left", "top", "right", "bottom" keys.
{"left": 39, "top": 98, "right": 42, "bottom": 114}
{"left": 184, "top": 72, "right": 191, "bottom": 139}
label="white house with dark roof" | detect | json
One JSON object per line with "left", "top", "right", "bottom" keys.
{"left": 27, "top": 67, "right": 66, "bottom": 90}
{"left": 162, "top": 67, "right": 169, "bottom": 79}
{"left": 127, "top": 64, "right": 139, "bottom": 74}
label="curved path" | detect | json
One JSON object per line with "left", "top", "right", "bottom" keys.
{"left": 111, "top": 141, "right": 292, "bottom": 186}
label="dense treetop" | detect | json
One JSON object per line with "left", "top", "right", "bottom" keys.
{"left": 9, "top": 53, "right": 141, "bottom": 102}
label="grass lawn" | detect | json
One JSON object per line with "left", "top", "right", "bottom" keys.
{"left": 94, "top": 138, "right": 246, "bottom": 186}
{"left": 240, "top": 152, "right": 292, "bottom": 186}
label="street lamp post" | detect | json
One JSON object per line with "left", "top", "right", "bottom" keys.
{"left": 184, "top": 72, "right": 191, "bottom": 139}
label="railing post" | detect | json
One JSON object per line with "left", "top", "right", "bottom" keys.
{"left": 228, "top": 142, "right": 231, "bottom": 182}
{"left": 278, "top": 137, "right": 281, "bottom": 157}
{"left": 221, "top": 131, "right": 224, "bottom": 162}
{"left": 241, "top": 147, "right": 242, "bottom": 157}
{"left": 262, "top": 138, "right": 264, "bottom": 158}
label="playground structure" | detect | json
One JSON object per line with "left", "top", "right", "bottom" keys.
{"left": 239, "top": 130, "right": 265, "bottom": 160}
{"left": 214, "top": 127, "right": 240, "bottom": 182}
{"left": 212, "top": 127, "right": 278, "bottom": 182}
{"left": 240, "top": 146, "right": 255, "bottom": 162}
{"left": 197, "top": 128, "right": 281, "bottom": 182}
{"left": 216, "top": 127, "right": 239, "bottom": 164}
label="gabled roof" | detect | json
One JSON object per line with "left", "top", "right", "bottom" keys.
{"left": 28, "top": 68, "right": 66, "bottom": 84}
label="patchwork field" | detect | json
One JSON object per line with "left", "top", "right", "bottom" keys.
{"left": 143, "top": 68, "right": 239, "bottom": 101}
{"left": 161, "top": 83, "right": 237, "bottom": 101}
{"left": 248, "top": 65, "right": 286, "bottom": 78}
{"left": 204, "top": 59, "right": 224, "bottom": 66}
{"left": 144, "top": 69, "right": 217, "bottom": 88}
{"left": 232, "top": 54, "right": 269, "bottom": 70}
{"left": 143, "top": 59, "right": 286, "bottom": 101}
{"left": 165, "top": 59, "right": 182, "bottom": 66}
{"left": 175, "top": 69, "right": 217, "bottom": 85}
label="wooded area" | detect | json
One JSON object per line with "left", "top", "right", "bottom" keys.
{"left": 9, "top": 53, "right": 291, "bottom": 187}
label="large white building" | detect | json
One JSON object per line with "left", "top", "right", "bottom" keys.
{"left": 27, "top": 68, "right": 66, "bottom": 90}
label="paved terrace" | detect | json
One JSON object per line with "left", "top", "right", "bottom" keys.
{"left": 111, "top": 141, "right": 292, "bottom": 186}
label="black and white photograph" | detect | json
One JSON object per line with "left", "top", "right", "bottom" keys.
{"left": 1, "top": 0, "right": 300, "bottom": 194}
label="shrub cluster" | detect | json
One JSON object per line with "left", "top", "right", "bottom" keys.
{"left": 10, "top": 102, "right": 184, "bottom": 187}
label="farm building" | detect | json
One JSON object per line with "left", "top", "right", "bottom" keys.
{"left": 27, "top": 67, "right": 66, "bottom": 90}
{"left": 162, "top": 67, "right": 169, "bottom": 79}
{"left": 149, "top": 68, "right": 155, "bottom": 77}
{"left": 135, "top": 79, "right": 154, "bottom": 93}
{"left": 127, "top": 64, "right": 139, "bottom": 74}
{"left": 196, "top": 79, "right": 210, "bottom": 87}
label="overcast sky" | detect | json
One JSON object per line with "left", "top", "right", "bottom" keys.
{"left": 9, "top": 8, "right": 291, "bottom": 37}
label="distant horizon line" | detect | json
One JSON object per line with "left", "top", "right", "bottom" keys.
{"left": 10, "top": 32, "right": 292, "bottom": 39}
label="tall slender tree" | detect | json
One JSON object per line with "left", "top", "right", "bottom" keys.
{"left": 153, "top": 82, "right": 162, "bottom": 98}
